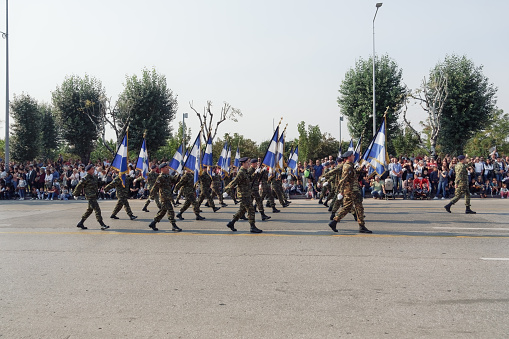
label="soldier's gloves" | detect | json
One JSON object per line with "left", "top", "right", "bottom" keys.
{"left": 255, "top": 168, "right": 261, "bottom": 174}
{"left": 323, "top": 182, "right": 328, "bottom": 187}
{"left": 222, "top": 192, "right": 229, "bottom": 198}
{"left": 320, "top": 177, "right": 325, "bottom": 181}
{"left": 337, "top": 193, "right": 344, "bottom": 201}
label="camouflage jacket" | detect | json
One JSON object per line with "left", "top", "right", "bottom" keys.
{"left": 146, "top": 171, "right": 159, "bottom": 190}
{"left": 150, "top": 173, "right": 177, "bottom": 201}
{"left": 247, "top": 167, "right": 262, "bottom": 192}
{"left": 175, "top": 172, "right": 195, "bottom": 196}
{"left": 225, "top": 167, "right": 251, "bottom": 197}
{"left": 338, "top": 162, "right": 358, "bottom": 193}
{"left": 104, "top": 175, "right": 132, "bottom": 198}
{"left": 199, "top": 171, "right": 212, "bottom": 189}
{"left": 211, "top": 172, "right": 222, "bottom": 188}
{"left": 455, "top": 162, "right": 469, "bottom": 187}
{"left": 73, "top": 173, "right": 100, "bottom": 199}
{"left": 260, "top": 168, "right": 270, "bottom": 188}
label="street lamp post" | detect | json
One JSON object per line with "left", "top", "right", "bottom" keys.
{"left": 182, "top": 112, "right": 188, "bottom": 152}
{"left": 1, "top": 0, "right": 8, "bottom": 165}
{"left": 339, "top": 115, "right": 343, "bottom": 147}
{"left": 373, "top": 2, "right": 382, "bottom": 138}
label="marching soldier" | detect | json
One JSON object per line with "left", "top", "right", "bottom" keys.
{"left": 322, "top": 159, "right": 344, "bottom": 220}
{"left": 142, "top": 165, "right": 161, "bottom": 212}
{"left": 444, "top": 155, "right": 476, "bottom": 214}
{"left": 224, "top": 157, "right": 263, "bottom": 233}
{"left": 270, "top": 171, "right": 289, "bottom": 208}
{"left": 211, "top": 166, "right": 227, "bottom": 207}
{"left": 224, "top": 170, "right": 238, "bottom": 204}
{"left": 197, "top": 167, "right": 220, "bottom": 212}
{"left": 328, "top": 151, "right": 372, "bottom": 234}
{"left": 104, "top": 170, "right": 138, "bottom": 221}
{"left": 73, "top": 164, "right": 109, "bottom": 230}
{"left": 247, "top": 159, "right": 271, "bottom": 221}
{"left": 148, "top": 163, "right": 181, "bottom": 232}
{"left": 261, "top": 165, "right": 280, "bottom": 213}
{"left": 175, "top": 169, "right": 205, "bottom": 220}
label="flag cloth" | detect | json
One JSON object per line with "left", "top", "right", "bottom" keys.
{"left": 287, "top": 146, "right": 299, "bottom": 177}
{"left": 183, "top": 132, "right": 202, "bottom": 173}
{"left": 135, "top": 138, "right": 149, "bottom": 179}
{"left": 363, "top": 118, "right": 387, "bottom": 176}
{"left": 262, "top": 126, "right": 279, "bottom": 170}
{"left": 353, "top": 136, "right": 362, "bottom": 164}
{"left": 225, "top": 145, "right": 232, "bottom": 174}
{"left": 277, "top": 131, "right": 285, "bottom": 170}
{"left": 217, "top": 141, "right": 228, "bottom": 171}
{"left": 337, "top": 143, "right": 342, "bottom": 159}
{"left": 202, "top": 135, "right": 214, "bottom": 167}
{"left": 233, "top": 146, "right": 240, "bottom": 168}
{"left": 348, "top": 139, "right": 354, "bottom": 153}
{"left": 169, "top": 144, "right": 184, "bottom": 174}
{"left": 111, "top": 132, "right": 129, "bottom": 187}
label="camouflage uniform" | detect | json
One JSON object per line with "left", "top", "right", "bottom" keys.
{"left": 449, "top": 162, "right": 471, "bottom": 207}
{"left": 150, "top": 173, "right": 178, "bottom": 223}
{"left": 334, "top": 162, "right": 365, "bottom": 227}
{"left": 174, "top": 172, "right": 200, "bottom": 215}
{"left": 73, "top": 173, "right": 103, "bottom": 223}
{"left": 197, "top": 171, "right": 216, "bottom": 209}
{"left": 260, "top": 169, "right": 275, "bottom": 208}
{"left": 143, "top": 171, "right": 161, "bottom": 211}
{"left": 225, "top": 167, "right": 255, "bottom": 223}
{"left": 270, "top": 174, "right": 286, "bottom": 206}
{"left": 105, "top": 175, "right": 134, "bottom": 217}
{"left": 224, "top": 174, "right": 236, "bottom": 200}
{"left": 247, "top": 166, "right": 265, "bottom": 213}
{"left": 210, "top": 172, "right": 225, "bottom": 204}
{"left": 324, "top": 164, "right": 344, "bottom": 215}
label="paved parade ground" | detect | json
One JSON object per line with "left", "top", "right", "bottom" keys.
{"left": 1, "top": 198, "right": 508, "bottom": 338}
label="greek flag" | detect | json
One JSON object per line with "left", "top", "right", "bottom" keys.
{"left": 287, "top": 145, "right": 299, "bottom": 177}
{"left": 233, "top": 146, "right": 240, "bottom": 168}
{"left": 169, "top": 144, "right": 184, "bottom": 174}
{"left": 202, "top": 135, "right": 214, "bottom": 167}
{"left": 353, "top": 136, "right": 362, "bottom": 164}
{"left": 111, "top": 132, "right": 129, "bottom": 187}
{"left": 337, "top": 143, "right": 342, "bottom": 159}
{"left": 225, "top": 146, "right": 231, "bottom": 173}
{"left": 183, "top": 132, "right": 202, "bottom": 175}
{"left": 363, "top": 118, "right": 387, "bottom": 176}
{"left": 348, "top": 139, "right": 354, "bottom": 153}
{"left": 277, "top": 132, "right": 285, "bottom": 170}
{"left": 135, "top": 138, "right": 149, "bottom": 179}
{"left": 217, "top": 141, "right": 228, "bottom": 171}
{"left": 262, "top": 126, "right": 279, "bottom": 170}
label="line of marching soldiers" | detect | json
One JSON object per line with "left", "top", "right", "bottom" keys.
{"left": 72, "top": 157, "right": 291, "bottom": 233}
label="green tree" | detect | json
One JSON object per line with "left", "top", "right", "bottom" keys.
{"left": 436, "top": 55, "right": 497, "bottom": 155}
{"left": 90, "top": 138, "right": 116, "bottom": 164}
{"left": 52, "top": 74, "right": 105, "bottom": 164}
{"left": 338, "top": 54, "right": 407, "bottom": 153}
{"left": 10, "top": 93, "right": 40, "bottom": 162}
{"left": 39, "top": 103, "right": 59, "bottom": 160}
{"left": 116, "top": 68, "right": 178, "bottom": 155}
{"left": 464, "top": 109, "right": 509, "bottom": 156}
{"left": 391, "top": 126, "right": 427, "bottom": 157}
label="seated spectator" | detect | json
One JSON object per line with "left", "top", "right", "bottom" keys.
{"left": 60, "top": 186, "right": 71, "bottom": 200}
{"left": 47, "top": 185, "right": 59, "bottom": 201}
{"left": 402, "top": 177, "right": 414, "bottom": 200}
{"left": 413, "top": 174, "right": 430, "bottom": 199}
{"left": 305, "top": 178, "right": 315, "bottom": 199}
{"left": 500, "top": 183, "right": 509, "bottom": 199}
{"left": 473, "top": 176, "right": 487, "bottom": 198}
{"left": 370, "top": 176, "right": 385, "bottom": 199}
{"left": 488, "top": 178, "right": 499, "bottom": 197}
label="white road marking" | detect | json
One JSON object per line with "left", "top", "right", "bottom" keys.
{"left": 433, "top": 227, "right": 509, "bottom": 231}
{"left": 480, "top": 258, "right": 509, "bottom": 261}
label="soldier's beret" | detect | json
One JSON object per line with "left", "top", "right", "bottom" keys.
{"left": 85, "top": 164, "right": 94, "bottom": 171}
{"left": 239, "top": 157, "right": 249, "bottom": 163}
{"left": 342, "top": 151, "right": 353, "bottom": 158}
{"left": 151, "top": 165, "right": 157, "bottom": 169}
{"left": 159, "top": 163, "right": 168, "bottom": 169}
{"left": 458, "top": 155, "right": 465, "bottom": 160}
{"left": 250, "top": 159, "right": 258, "bottom": 164}
{"left": 324, "top": 162, "right": 330, "bottom": 166}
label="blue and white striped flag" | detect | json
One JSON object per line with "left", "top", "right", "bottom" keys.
{"left": 353, "top": 136, "right": 362, "bottom": 164}
{"left": 225, "top": 145, "right": 231, "bottom": 174}
{"left": 202, "top": 135, "right": 214, "bottom": 168}
{"left": 277, "top": 131, "right": 285, "bottom": 170}
{"left": 262, "top": 126, "right": 279, "bottom": 170}
{"left": 111, "top": 131, "right": 129, "bottom": 187}
{"left": 135, "top": 138, "right": 149, "bottom": 179}
{"left": 233, "top": 146, "right": 240, "bottom": 168}
{"left": 169, "top": 144, "right": 184, "bottom": 174}
{"left": 363, "top": 118, "right": 387, "bottom": 176}
{"left": 183, "top": 132, "right": 202, "bottom": 174}
{"left": 287, "top": 146, "right": 299, "bottom": 177}
{"left": 348, "top": 139, "right": 354, "bottom": 153}
{"left": 217, "top": 141, "right": 228, "bottom": 172}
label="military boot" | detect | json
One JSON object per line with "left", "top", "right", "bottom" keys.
{"left": 327, "top": 206, "right": 333, "bottom": 212}
{"left": 352, "top": 213, "right": 358, "bottom": 221}
{"left": 265, "top": 201, "right": 271, "bottom": 208}
{"left": 323, "top": 201, "right": 329, "bottom": 208}
{"left": 196, "top": 214, "right": 206, "bottom": 220}
{"left": 465, "top": 206, "right": 476, "bottom": 214}
{"left": 239, "top": 214, "right": 248, "bottom": 220}
{"left": 76, "top": 219, "right": 87, "bottom": 230}
{"left": 359, "top": 225, "right": 372, "bottom": 233}
{"left": 254, "top": 204, "right": 258, "bottom": 213}
{"left": 444, "top": 203, "right": 452, "bottom": 213}
{"left": 330, "top": 212, "right": 335, "bottom": 220}
{"left": 99, "top": 221, "right": 110, "bottom": 230}
{"left": 318, "top": 198, "right": 323, "bottom": 205}
{"left": 129, "top": 215, "right": 138, "bottom": 220}
{"left": 272, "top": 207, "right": 280, "bottom": 213}
{"left": 261, "top": 212, "right": 271, "bottom": 221}
{"left": 174, "top": 200, "right": 181, "bottom": 206}
{"left": 204, "top": 202, "right": 210, "bottom": 207}
{"left": 110, "top": 215, "right": 119, "bottom": 219}
{"left": 233, "top": 198, "right": 239, "bottom": 205}
{"left": 328, "top": 219, "right": 338, "bottom": 232}
{"left": 213, "top": 207, "right": 221, "bottom": 212}
{"left": 227, "top": 219, "right": 237, "bottom": 232}
{"left": 171, "top": 222, "right": 182, "bottom": 232}
{"left": 148, "top": 221, "right": 158, "bottom": 231}
{"left": 176, "top": 212, "right": 184, "bottom": 220}
{"left": 142, "top": 206, "right": 149, "bottom": 212}
{"left": 221, "top": 202, "right": 228, "bottom": 207}
{"left": 250, "top": 223, "right": 263, "bottom": 233}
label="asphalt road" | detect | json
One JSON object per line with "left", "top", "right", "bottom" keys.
{"left": 1, "top": 198, "right": 508, "bottom": 338}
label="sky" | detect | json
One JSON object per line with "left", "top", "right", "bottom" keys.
{"left": 0, "top": 0, "right": 508, "bottom": 147}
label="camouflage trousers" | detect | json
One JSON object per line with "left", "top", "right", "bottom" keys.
{"left": 111, "top": 196, "right": 133, "bottom": 217}
{"left": 225, "top": 186, "right": 237, "bottom": 201}
{"left": 324, "top": 186, "right": 335, "bottom": 204}
{"left": 331, "top": 197, "right": 342, "bottom": 214}
{"left": 176, "top": 189, "right": 183, "bottom": 202}
{"left": 198, "top": 188, "right": 216, "bottom": 208}
{"left": 272, "top": 184, "right": 286, "bottom": 206}
{"left": 143, "top": 193, "right": 161, "bottom": 210}
{"left": 211, "top": 185, "right": 224, "bottom": 204}
{"left": 82, "top": 198, "right": 103, "bottom": 223}
{"left": 251, "top": 190, "right": 265, "bottom": 213}
{"left": 154, "top": 199, "right": 175, "bottom": 223}
{"left": 261, "top": 184, "right": 275, "bottom": 208}
{"left": 334, "top": 191, "right": 365, "bottom": 226}
{"left": 234, "top": 196, "right": 255, "bottom": 223}
{"left": 450, "top": 185, "right": 471, "bottom": 207}
{"left": 180, "top": 192, "right": 200, "bottom": 215}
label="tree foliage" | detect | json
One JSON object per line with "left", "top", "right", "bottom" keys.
{"left": 39, "top": 103, "right": 59, "bottom": 160}
{"left": 116, "top": 68, "right": 178, "bottom": 154}
{"left": 436, "top": 54, "right": 497, "bottom": 155}
{"left": 391, "top": 126, "right": 428, "bottom": 158}
{"left": 10, "top": 94, "right": 41, "bottom": 162}
{"left": 52, "top": 74, "right": 105, "bottom": 164}
{"left": 464, "top": 109, "right": 509, "bottom": 157}
{"left": 337, "top": 54, "right": 407, "bottom": 154}
{"left": 297, "top": 121, "right": 340, "bottom": 162}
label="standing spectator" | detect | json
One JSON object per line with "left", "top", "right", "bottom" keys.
{"left": 494, "top": 156, "right": 505, "bottom": 184}
{"left": 389, "top": 157, "right": 403, "bottom": 195}
{"left": 483, "top": 159, "right": 494, "bottom": 183}
{"left": 27, "top": 164, "right": 37, "bottom": 197}
{"left": 312, "top": 160, "right": 323, "bottom": 184}
{"left": 429, "top": 166, "right": 439, "bottom": 196}
{"left": 474, "top": 157, "right": 484, "bottom": 179}
{"left": 18, "top": 175, "right": 27, "bottom": 200}
{"left": 44, "top": 169, "right": 53, "bottom": 192}
{"left": 434, "top": 164, "right": 449, "bottom": 199}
